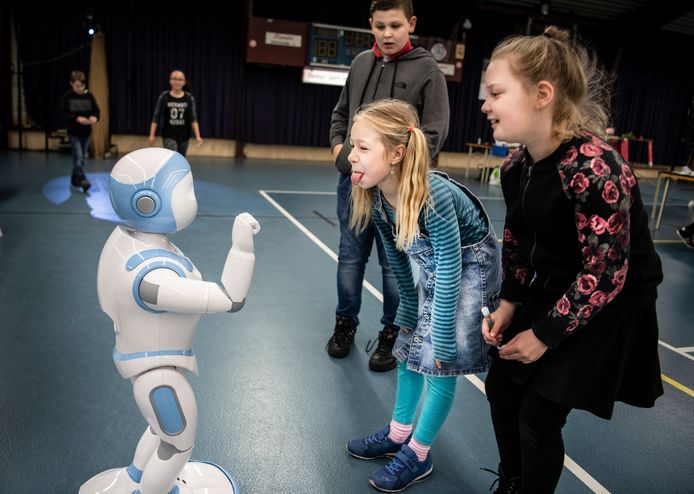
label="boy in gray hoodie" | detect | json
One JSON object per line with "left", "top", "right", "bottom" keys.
{"left": 327, "top": 0, "right": 450, "bottom": 372}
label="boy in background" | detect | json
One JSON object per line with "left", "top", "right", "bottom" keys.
{"left": 327, "top": 0, "right": 450, "bottom": 371}
{"left": 61, "top": 70, "right": 100, "bottom": 192}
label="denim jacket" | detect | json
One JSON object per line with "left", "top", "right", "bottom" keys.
{"left": 371, "top": 173, "right": 501, "bottom": 376}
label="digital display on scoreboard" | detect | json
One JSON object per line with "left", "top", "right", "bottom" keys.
{"left": 309, "top": 24, "right": 374, "bottom": 68}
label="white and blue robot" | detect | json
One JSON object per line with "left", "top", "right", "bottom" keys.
{"left": 80, "top": 148, "right": 259, "bottom": 494}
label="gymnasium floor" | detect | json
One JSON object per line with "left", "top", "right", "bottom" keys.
{"left": 0, "top": 150, "right": 692, "bottom": 493}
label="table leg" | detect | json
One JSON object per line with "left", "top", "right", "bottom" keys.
{"left": 466, "top": 147, "right": 472, "bottom": 179}
{"left": 621, "top": 139, "right": 629, "bottom": 162}
{"left": 481, "top": 150, "right": 491, "bottom": 182}
{"left": 655, "top": 178, "right": 671, "bottom": 230}
{"left": 650, "top": 174, "right": 662, "bottom": 221}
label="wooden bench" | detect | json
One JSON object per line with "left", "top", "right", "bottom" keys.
{"left": 45, "top": 129, "right": 71, "bottom": 152}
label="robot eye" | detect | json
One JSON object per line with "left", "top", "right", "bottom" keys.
{"left": 131, "top": 189, "right": 162, "bottom": 217}
{"left": 136, "top": 196, "right": 157, "bottom": 214}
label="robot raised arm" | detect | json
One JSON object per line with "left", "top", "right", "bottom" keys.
{"left": 140, "top": 269, "right": 237, "bottom": 313}
{"left": 221, "top": 213, "right": 260, "bottom": 306}
{"left": 138, "top": 213, "right": 260, "bottom": 314}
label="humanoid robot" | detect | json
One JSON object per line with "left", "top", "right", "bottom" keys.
{"left": 80, "top": 148, "right": 259, "bottom": 494}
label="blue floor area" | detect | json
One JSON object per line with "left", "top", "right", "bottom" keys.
{"left": 0, "top": 150, "right": 692, "bottom": 493}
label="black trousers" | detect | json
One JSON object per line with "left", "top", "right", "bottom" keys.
{"left": 486, "top": 365, "right": 572, "bottom": 494}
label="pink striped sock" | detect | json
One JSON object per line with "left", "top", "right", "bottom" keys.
{"left": 388, "top": 420, "right": 412, "bottom": 444}
{"left": 408, "top": 438, "right": 430, "bottom": 462}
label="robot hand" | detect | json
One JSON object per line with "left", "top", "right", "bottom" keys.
{"left": 231, "top": 213, "right": 261, "bottom": 253}
{"left": 221, "top": 213, "right": 260, "bottom": 310}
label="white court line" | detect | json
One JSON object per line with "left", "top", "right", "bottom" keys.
{"left": 677, "top": 346, "right": 694, "bottom": 353}
{"left": 467, "top": 374, "right": 610, "bottom": 494}
{"left": 658, "top": 340, "right": 694, "bottom": 361}
{"left": 260, "top": 189, "right": 611, "bottom": 494}
{"left": 262, "top": 190, "right": 337, "bottom": 195}
{"left": 259, "top": 190, "right": 382, "bottom": 302}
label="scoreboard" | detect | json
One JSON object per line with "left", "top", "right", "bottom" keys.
{"left": 307, "top": 24, "right": 463, "bottom": 82}
{"left": 309, "top": 24, "right": 374, "bottom": 69}
{"left": 246, "top": 18, "right": 465, "bottom": 83}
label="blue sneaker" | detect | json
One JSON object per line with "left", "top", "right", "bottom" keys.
{"left": 347, "top": 426, "right": 407, "bottom": 460}
{"left": 368, "top": 443, "right": 433, "bottom": 492}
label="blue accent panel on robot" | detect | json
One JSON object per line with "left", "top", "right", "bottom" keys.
{"left": 109, "top": 152, "right": 191, "bottom": 233}
{"left": 126, "top": 249, "right": 194, "bottom": 272}
{"left": 132, "top": 262, "right": 186, "bottom": 313}
{"left": 113, "top": 347, "right": 195, "bottom": 361}
{"left": 150, "top": 386, "right": 186, "bottom": 435}
{"left": 126, "top": 463, "right": 143, "bottom": 483}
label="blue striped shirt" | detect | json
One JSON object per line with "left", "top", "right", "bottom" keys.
{"left": 372, "top": 173, "right": 487, "bottom": 361}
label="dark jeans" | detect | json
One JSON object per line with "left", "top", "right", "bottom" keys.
{"left": 163, "top": 137, "right": 189, "bottom": 157}
{"left": 336, "top": 172, "right": 399, "bottom": 329}
{"left": 486, "top": 365, "right": 572, "bottom": 494}
{"left": 69, "top": 135, "right": 90, "bottom": 182}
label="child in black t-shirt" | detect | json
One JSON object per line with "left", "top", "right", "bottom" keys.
{"left": 148, "top": 70, "right": 203, "bottom": 157}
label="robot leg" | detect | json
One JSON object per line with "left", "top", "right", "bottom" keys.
{"left": 127, "top": 426, "right": 160, "bottom": 483}
{"left": 132, "top": 366, "right": 198, "bottom": 494}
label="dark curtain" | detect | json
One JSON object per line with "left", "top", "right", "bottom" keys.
{"left": 108, "top": 2, "right": 243, "bottom": 138}
{"left": 442, "top": 14, "right": 521, "bottom": 152}
{"left": 10, "top": 1, "right": 694, "bottom": 166}
{"left": 611, "top": 31, "right": 694, "bottom": 166}
{"left": 13, "top": 4, "right": 91, "bottom": 130}
{"left": 243, "top": 65, "right": 341, "bottom": 146}
{"left": 0, "top": 1, "right": 12, "bottom": 148}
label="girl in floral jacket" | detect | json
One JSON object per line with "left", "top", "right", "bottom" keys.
{"left": 480, "top": 26, "right": 663, "bottom": 494}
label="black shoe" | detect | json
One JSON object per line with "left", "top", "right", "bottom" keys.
{"left": 366, "top": 327, "right": 398, "bottom": 372}
{"left": 676, "top": 227, "right": 694, "bottom": 249}
{"left": 81, "top": 179, "right": 91, "bottom": 193}
{"left": 326, "top": 315, "right": 357, "bottom": 358}
{"left": 483, "top": 464, "right": 521, "bottom": 494}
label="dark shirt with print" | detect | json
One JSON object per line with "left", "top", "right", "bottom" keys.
{"left": 151, "top": 91, "right": 198, "bottom": 142}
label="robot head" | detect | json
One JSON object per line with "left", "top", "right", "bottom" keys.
{"left": 109, "top": 148, "right": 197, "bottom": 233}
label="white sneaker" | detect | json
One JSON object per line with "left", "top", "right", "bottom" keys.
{"left": 680, "top": 166, "right": 694, "bottom": 176}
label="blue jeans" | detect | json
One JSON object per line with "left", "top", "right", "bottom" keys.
{"left": 336, "top": 173, "right": 399, "bottom": 328}
{"left": 69, "top": 135, "right": 90, "bottom": 181}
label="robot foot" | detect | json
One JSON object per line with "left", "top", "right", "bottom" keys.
{"left": 176, "top": 461, "right": 240, "bottom": 494}
{"left": 79, "top": 462, "right": 239, "bottom": 494}
{"left": 79, "top": 467, "right": 139, "bottom": 493}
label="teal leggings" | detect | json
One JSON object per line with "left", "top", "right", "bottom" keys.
{"left": 392, "top": 362, "right": 457, "bottom": 446}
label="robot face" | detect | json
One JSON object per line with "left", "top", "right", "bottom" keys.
{"left": 109, "top": 148, "right": 197, "bottom": 233}
{"left": 171, "top": 172, "right": 197, "bottom": 231}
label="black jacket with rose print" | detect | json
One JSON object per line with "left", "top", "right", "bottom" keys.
{"left": 499, "top": 133, "right": 662, "bottom": 349}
